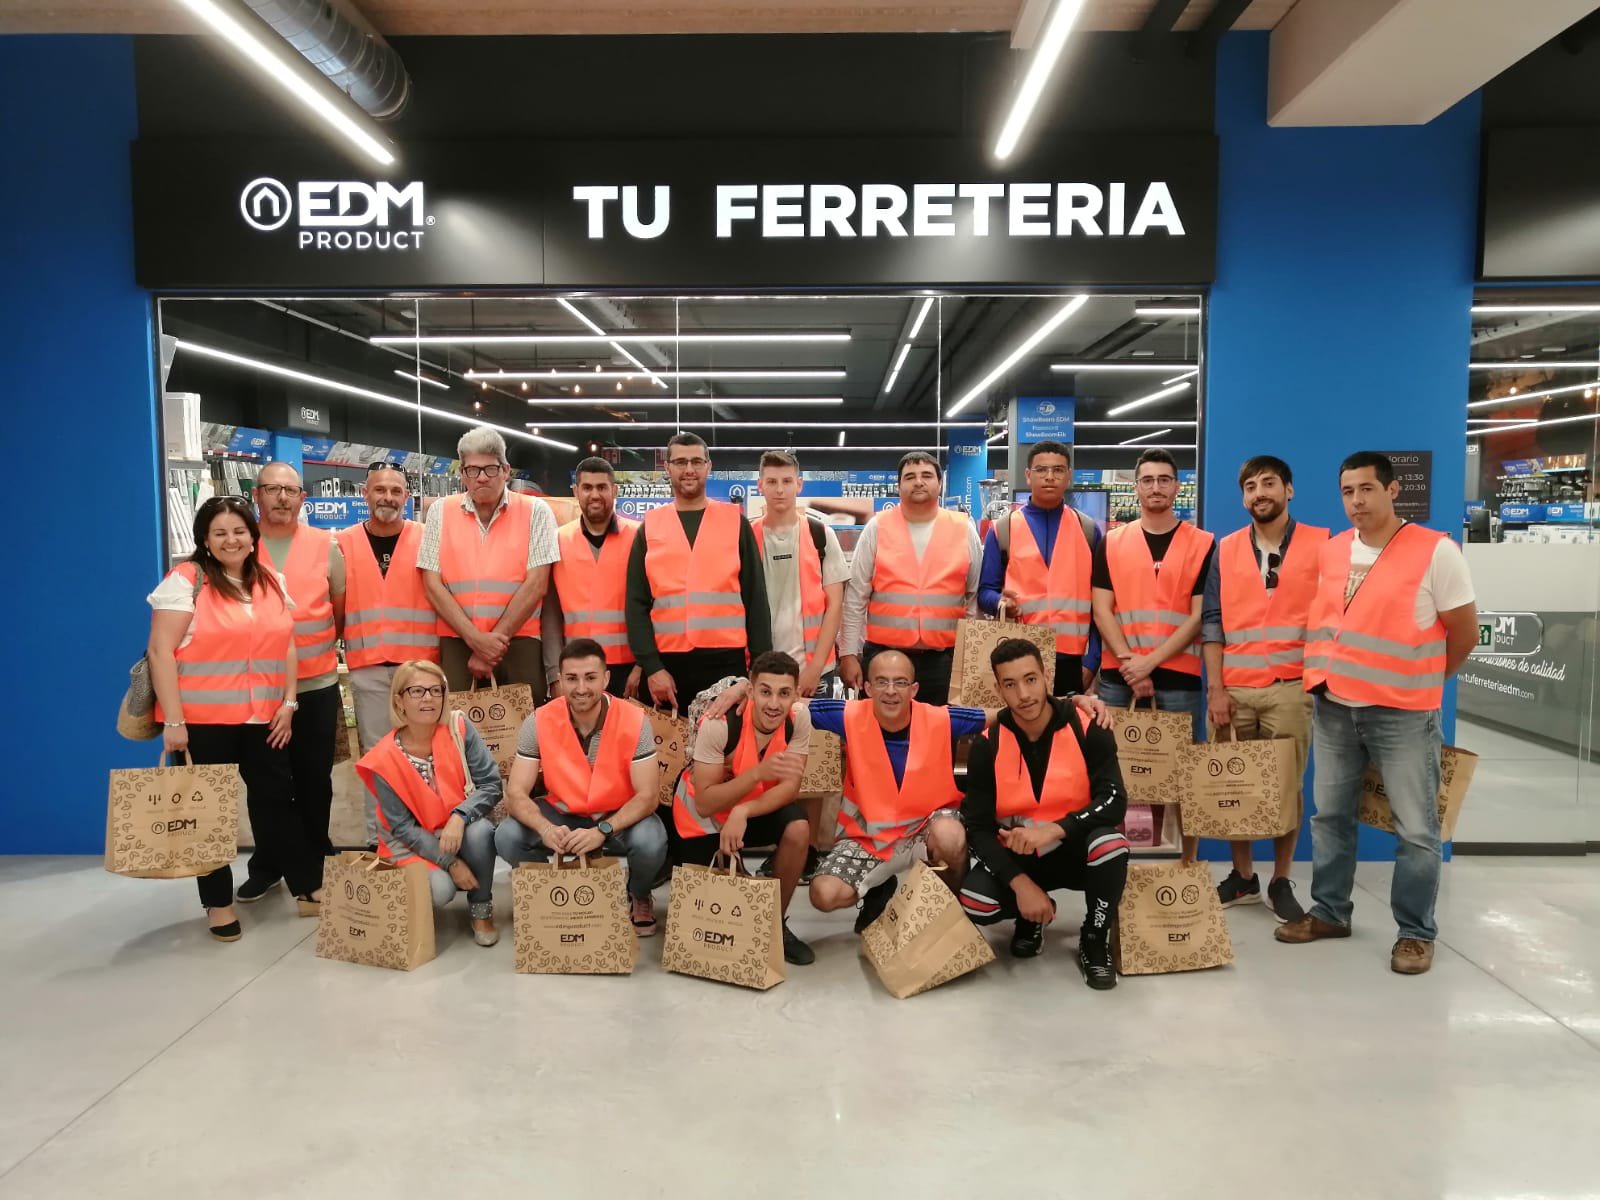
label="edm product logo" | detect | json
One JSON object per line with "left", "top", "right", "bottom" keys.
{"left": 238, "top": 177, "right": 432, "bottom": 251}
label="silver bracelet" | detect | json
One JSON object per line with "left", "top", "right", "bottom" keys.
{"left": 164, "top": 720, "right": 187, "bottom": 727}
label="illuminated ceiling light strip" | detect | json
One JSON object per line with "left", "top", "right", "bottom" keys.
{"left": 171, "top": 339, "right": 577, "bottom": 452}
{"left": 370, "top": 333, "right": 853, "bottom": 346}
{"left": 393, "top": 369, "right": 449, "bottom": 391}
{"left": 1077, "top": 442, "right": 1198, "bottom": 451}
{"left": 946, "top": 294, "right": 1089, "bottom": 418}
{"left": 993, "top": 0, "right": 1090, "bottom": 161}
{"left": 1162, "top": 369, "right": 1200, "bottom": 386}
{"left": 527, "top": 397, "right": 845, "bottom": 408}
{"left": 1134, "top": 306, "right": 1201, "bottom": 317}
{"left": 838, "top": 431, "right": 847, "bottom": 447}
{"left": 523, "top": 419, "right": 984, "bottom": 428}
{"left": 1118, "top": 427, "right": 1173, "bottom": 446}
{"left": 1075, "top": 420, "right": 1197, "bottom": 427}
{"left": 677, "top": 445, "right": 948, "bottom": 452}
{"left": 1467, "top": 411, "right": 1600, "bottom": 438}
{"left": 557, "top": 298, "right": 669, "bottom": 390}
{"left": 881, "top": 297, "right": 935, "bottom": 396}
{"left": 475, "top": 368, "right": 846, "bottom": 380}
{"left": 908, "top": 297, "right": 934, "bottom": 341}
{"left": 1467, "top": 418, "right": 1536, "bottom": 424}
{"left": 1469, "top": 360, "right": 1600, "bottom": 369}
{"left": 1472, "top": 304, "right": 1600, "bottom": 314}
{"left": 176, "top": 0, "right": 394, "bottom": 167}
{"left": 1107, "top": 380, "right": 1193, "bottom": 418}
{"left": 1051, "top": 361, "right": 1198, "bottom": 372}
{"left": 987, "top": 429, "right": 1009, "bottom": 444}
{"left": 1467, "top": 380, "right": 1600, "bottom": 410}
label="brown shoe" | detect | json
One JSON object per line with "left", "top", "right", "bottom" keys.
{"left": 1274, "top": 914, "right": 1352, "bottom": 944}
{"left": 1391, "top": 938, "right": 1434, "bottom": 975}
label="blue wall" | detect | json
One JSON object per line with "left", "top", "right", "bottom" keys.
{"left": 0, "top": 36, "right": 160, "bottom": 853}
{"left": 1204, "top": 32, "right": 1481, "bottom": 861}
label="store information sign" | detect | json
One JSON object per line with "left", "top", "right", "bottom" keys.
{"left": 1015, "top": 396, "right": 1076, "bottom": 443}
{"left": 1382, "top": 451, "right": 1432, "bottom": 523}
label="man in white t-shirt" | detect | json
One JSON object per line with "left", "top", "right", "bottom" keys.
{"left": 1278, "top": 452, "right": 1477, "bottom": 976}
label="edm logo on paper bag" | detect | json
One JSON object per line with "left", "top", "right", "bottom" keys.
{"left": 239, "top": 177, "right": 432, "bottom": 251}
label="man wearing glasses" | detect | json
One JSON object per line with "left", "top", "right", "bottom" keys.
{"left": 625, "top": 432, "right": 770, "bottom": 713}
{"left": 419, "top": 426, "right": 559, "bottom": 698}
{"left": 1200, "top": 456, "right": 1327, "bottom": 921}
{"left": 239, "top": 461, "right": 345, "bottom": 902}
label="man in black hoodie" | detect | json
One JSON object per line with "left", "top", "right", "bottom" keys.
{"left": 959, "top": 638, "right": 1130, "bottom": 989}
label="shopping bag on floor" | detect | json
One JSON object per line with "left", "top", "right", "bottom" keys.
{"left": 948, "top": 617, "right": 1055, "bottom": 707}
{"left": 512, "top": 854, "right": 637, "bottom": 975}
{"left": 104, "top": 751, "right": 239, "bottom": 879}
{"left": 1113, "top": 861, "right": 1234, "bottom": 976}
{"left": 1176, "top": 726, "right": 1300, "bottom": 839}
{"left": 1110, "top": 698, "right": 1195, "bottom": 807}
{"left": 315, "top": 851, "right": 435, "bottom": 971}
{"left": 662, "top": 855, "right": 785, "bottom": 990}
{"left": 1360, "top": 745, "right": 1478, "bottom": 842}
{"left": 625, "top": 698, "right": 691, "bottom": 808}
{"left": 861, "top": 860, "right": 997, "bottom": 998}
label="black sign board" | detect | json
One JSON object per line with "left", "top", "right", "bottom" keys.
{"left": 1383, "top": 450, "right": 1433, "bottom": 523}
{"left": 1481, "top": 127, "right": 1600, "bottom": 279}
{"left": 132, "top": 136, "right": 1217, "bottom": 291}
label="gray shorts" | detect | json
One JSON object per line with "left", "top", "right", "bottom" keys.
{"left": 813, "top": 808, "right": 962, "bottom": 896}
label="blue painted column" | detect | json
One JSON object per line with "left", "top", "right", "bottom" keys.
{"left": 1, "top": 36, "right": 158, "bottom": 853}
{"left": 1205, "top": 32, "right": 1481, "bottom": 861}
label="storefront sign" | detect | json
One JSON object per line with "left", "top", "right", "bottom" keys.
{"left": 1459, "top": 611, "right": 1595, "bottom": 754}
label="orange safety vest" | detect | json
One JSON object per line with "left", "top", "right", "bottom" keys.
{"left": 156, "top": 563, "right": 293, "bottom": 726}
{"left": 1302, "top": 524, "right": 1450, "bottom": 711}
{"left": 536, "top": 696, "right": 647, "bottom": 816}
{"left": 356, "top": 711, "right": 469, "bottom": 869}
{"left": 643, "top": 501, "right": 745, "bottom": 653}
{"left": 336, "top": 520, "right": 439, "bottom": 669}
{"left": 752, "top": 514, "right": 836, "bottom": 671}
{"left": 864, "top": 507, "right": 970, "bottom": 650}
{"left": 258, "top": 526, "right": 338, "bottom": 680}
{"left": 1218, "top": 523, "right": 1329, "bottom": 688}
{"left": 434, "top": 491, "right": 544, "bottom": 639}
{"left": 993, "top": 719, "right": 1091, "bottom": 854}
{"left": 1003, "top": 509, "right": 1094, "bottom": 655}
{"left": 1101, "top": 521, "right": 1213, "bottom": 676}
{"left": 838, "top": 699, "right": 963, "bottom": 859}
{"left": 552, "top": 516, "right": 638, "bottom": 665}
{"left": 672, "top": 710, "right": 792, "bottom": 838}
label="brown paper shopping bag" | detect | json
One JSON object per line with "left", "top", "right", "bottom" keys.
{"left": 512, "top": 854, "right": 637, "bottom": 975}
{"left": 1110, "top": 698, "right": 1195, "bottom": 807}
{"left": 1113, "top": 861, "right": 1234, "bottom": 976}
{"left": 861, "top": 860, "right": 997, "bottom": 998}
{"left": 1360, "top": 745, "right": 1478, "bottom": 842}
{"left": 949, "top": 617, "right": 1056, "bottom": 707}
{"left": 315, "top": 852, "right": 436, "bottom": 971}
{"left": 662, "top": 855, "right": 785, "bottom": 990}
{"left": 625, "top": 698, "right": 691, "bottom": 808}
{"left": 1177, "top": 726, "right": 1300, "bottom": 840}
{"left": 448, "top": 672, "right": 534, "bottom": 781}
{"left": 104, "top": 750, "right": 240, "bottom": 879}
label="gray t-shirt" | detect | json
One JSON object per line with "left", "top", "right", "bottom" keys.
{"left": 759, "top": 517, "right": 850, "bottom": 663}
{"left": 515, "top": 696, "right": 656, "bottom": 763}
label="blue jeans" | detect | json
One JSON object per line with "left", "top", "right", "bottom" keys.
{"left": 425, "top": 818, "right": 497, "bottom": 917}
{"left": 1309, "top": 697, "right": 1443, "bottom": 941}
{"left": 1096, "top": 678, "right": 1207, "bottom": 743}
{"left": 494, "top": 800, "right": 667, "bottom": 901}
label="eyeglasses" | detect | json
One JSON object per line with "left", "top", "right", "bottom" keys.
{"left": 1264, "top": 552, "right": 1282, "bottom": 591}
{"left": 401, "top": 685, "right": 445, "bottom": 700}
{"left": 667, "top": 457, "right": 709, "bottom": 469}
{"left": 1137, "top": 475, "right": 1177, "bottom": 487}
{"left": 256, "top": 484, "right": 304, "bottom": 498}
{"left": 870, "top": 677, "right": 915, "bottom": 692}
{"left": 462, "top": 464, "right": 505, "bottom": 479}
{"left": 367, "top": 460, "right": 402, "bottom": 472}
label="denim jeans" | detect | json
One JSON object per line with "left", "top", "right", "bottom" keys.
{"left": 1096, "top": 678, "right": 1207, "bottom": 743}
{"left": 1309, "top": 697, "right": 1443, "bottom": 941}
{"left": 494, "top": 799, "right": 667, "bottom": 900}
{"left": 425, "top": 817, "right": 497, "bottom": 917}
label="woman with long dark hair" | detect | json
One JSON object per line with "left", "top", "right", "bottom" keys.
{"left": 146, "top": 496, "right": 326, "bottom": 940}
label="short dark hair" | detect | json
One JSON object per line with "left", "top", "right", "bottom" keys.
{"left": 1135, "top": 448, "right": 1177, "bottom": 475}
{"left": 760, "top": 450, "right": 800, "bottom": 473}
{"left": 667, "top": 432, "right": 707, "bottom": 453}
{"left": 558, "top": 637, "right": 608, "bottom": 668}
{"left": 989, "top": 637, "right": 1045, "bottom": 674}
{"left": 574, "top": 456, "right": 614, "bottom": 479}
{"left": 1339, "top": 451, "right": 1394, "bottom": 487}
{"left": 748, "top": 650, "right": 801, "bottom": 684}
{"left": 1238, "top": 455, "right": 1292, "bottom": 489}
{"left": 897, "top": 450, "right": 941, "bottom": 482}
{"left": 1027, "top": 440, "right": 1072, "bottom": 467}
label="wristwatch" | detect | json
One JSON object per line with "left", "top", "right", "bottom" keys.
{"left": 282, "top": 699, "right": 300, "bottom": 711}
{"left": 596, "top": 820, "right": 615, "bottom": 838}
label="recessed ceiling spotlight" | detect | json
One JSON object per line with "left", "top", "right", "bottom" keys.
{"left": 1509, "top": 387, "right": 1519, "bottom": 395}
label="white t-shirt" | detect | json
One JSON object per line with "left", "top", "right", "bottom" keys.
{"left": 760, "top": 517, "right": 850, "bottom": 664}
{"left": 147, "top": 569, "right": 294, "bottom": 651}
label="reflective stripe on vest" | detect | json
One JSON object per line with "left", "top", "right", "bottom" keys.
{"left": 337, "top": 520, "right": 440, "bottom": 669}
{"left": 553, "top": 516, "right": 639, "bottom": 665}
{"left": 1002, "top": 509, "right": 1094, "bottom": 655}
{"left": 993, "top": 719, "right": 1091, "bottom": 856}
{"left": 864, "top": 507, "right": 971, "bottom": 651}
{"left": 156, "top": 563, "right": 293, "bottom": 725}
{"left": 838, "top": 699, "right": 962, "bottom": 859}
{"left": 1217, "top": 524, "right": 1328, "bottom": 688}
{"left": 259, "top": 525, "right": 338, "bottom": 680}
{"left": 434, "top": 491, "right": 544, "bottom": 639}
{"left": 643, "top": 501, "right": 745, "bottom": 653}
{"left": 753, "top": 515, "right": 836, "bottom": 671}
{"left": 673, "top": 712, "right": 790, "bottom": 839}
{"left": 537, "top": 696, "right": 646, "bottom": 816}
{"left": 1101, "top": 521, "right": 1213, "bottom": 676}
{"left": 356, "top": 712, "right": 468, "bottom": 869}
{"left": 1302, "top": 524, "right": 1450, "bottom": 711}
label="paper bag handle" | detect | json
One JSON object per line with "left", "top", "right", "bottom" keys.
{"left": 552, "top": 852, "right": 590, "bottom": 870}
{"left": 162, "top": 748, "right": 189, "bottom": 767}
{"left": 466, "top": 669, "right": 501, "bottom": 691}
{"left": 1126, "top": 695, "right": 1156, "bottom": 712}
{"left": 711, "top": 851, "right": 747, "bottom": 878}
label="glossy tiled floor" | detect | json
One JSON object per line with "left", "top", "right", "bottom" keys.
{"left": 1, "top": 855, "right": 1597, "bottom": 1199}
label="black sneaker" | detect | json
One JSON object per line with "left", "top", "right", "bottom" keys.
{"left": 1266, "top": 877, "right": 1306, "bottom": 924}
{"left": 236, "top": 876, "right": 281, "bottom": 904}
{"left": 1217, "top": 869, "right": 1261, "bottom": 908}
{"left": 1010, "top": 918, "right": 1045, "bottom": 958}
{"left": 782, "top": 922, "right": 816, "bottom": 965}
{"left": 854, "top": 876, "right": 898, "bottom": 934}
{"left": 755, "top": 854, "right": 776, "bottom": 878}
{"left": 799, "top": 847, "right": 821, "bottom": 885}
{"left": 1078, "top": 930, "right": 1117, "bottom": 990}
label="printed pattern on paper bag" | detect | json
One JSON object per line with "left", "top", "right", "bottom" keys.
{"left": 1360, "top": 745, "right": 1478, "bottom": 843}
{"left": 950, "top": 618, "right": 1055, "bottom": 709}
{"left": 860, "top": 861, "right": 996, "bottom": 998}
{"left": 448, "top": 681, "right": 533, "bottom": 821}
{"left": 800, "top": 728, "right": 843, "bottom": 797}
{"left": 625, "top": 699, "right": 690, "bottom": 808}
{"left": 512, "top": 858, "right": 637, "bottom": 975}
{"left": 661, "top": 864, "right": 784, "bottom": 990}
{"left": 1176, "top": 735, "right": 1299, "bottom": 840}
{"left": 1110, "top": 706, "right": 1195, "bottom": 807}
{"left": 314, "top": 853, "right": 436, "bottom": 971}
{"left": 105, "top": 762, "right": 240, "bottom": 879}
{"left": 1113, "top": 862, "right": 1233, "bottom": 976}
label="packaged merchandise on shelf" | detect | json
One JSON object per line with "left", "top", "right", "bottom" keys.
{"left": 1120, "top": 805, "right": 1155, "bottom": 847}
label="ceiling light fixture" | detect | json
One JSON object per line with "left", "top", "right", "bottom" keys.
{"left": 1467, "top": 411, "right": 1600, "bottom": 438}
{"left": 673, "top": 444, "right": 952, "bottom": 453}
{"left": 1467, "top": 380, "right": 1600, "bottom": 410}
{"left": 1468, "top": 360, "right": 1600, "bottom": 369}
{"left": 171, "top": 339, "right": 577, "bottom": 452}
{"left": 838, "top": 431, "right": 847, "bottom": 447}
{"left": 524, "top": 419, "right": 984, "bottom": 429}
{"left": 370, "top": 332, "right": 853, "bottom": 346}
{"left": 1075, "top": 420, "right": 1198, "bottom": 427}
{"left": 393, "top": 369, "right": 449, "bottom": 391}
{"left": 478, "top": 368, "right": 845, "bottom": 381}
{"left": 175, "top": 0, "right": 395, "bottom": 167}
{"left": 526, "top": 397, "right": 845, "bottom": 408}
{"left": 881, "top": 297, "right": 936, "bottom": 395}
{"left": 987, "top": 429, "right": 1009, "bottom": 445}
{"left": 1107, "top": 380, "right": 1193, "bottom": 418}
{"left": 993, "top": 0, "right": 1091, "bottom": 161}
{"left": 1078, "top": 442, "right": 1198, "bottom": 451}
{"left": 1471, "top": 304, "right": 1600, "bottom": 314}
{"left": 1118, "top": 427, "right": 1173, "bottom": 446}
{"left": 947, "top": 294, "right": 1089, "bottom": 418}
{"left": 557, "top": 298, "right": 670, "bottom": 390}
{"left": 1051, "top": 361, "right": 1198, "bottom": 373}
{"left": 1133, "top": 306, "right": 1201, "bottom": 318}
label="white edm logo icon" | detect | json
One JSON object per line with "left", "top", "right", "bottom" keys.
{"left": 240, "top": 178, "right": 293, "bottom": 232}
